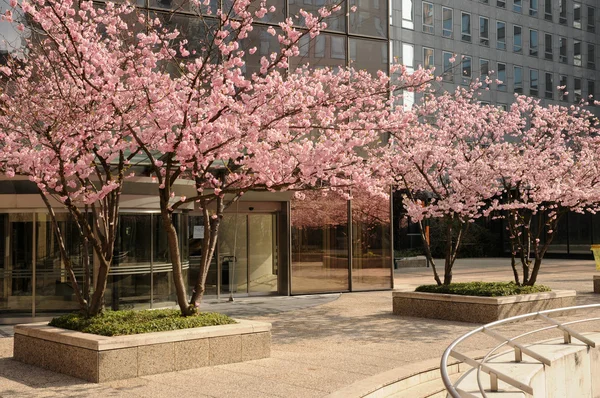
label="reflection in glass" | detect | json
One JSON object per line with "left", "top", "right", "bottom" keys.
{"left": 109, "top": 214, "right": 152, "bottom": 310}
{"left": 219, "top": 214, "right": 248, "bottom": 294}
{"left": 291, "top": 192, "right": 349, "bottom": 294}
{"left": 349, "top": 38, "right": 387, "bottom": 76}
{"left": 291, "top": 33, "right": 346, "bottom": 71}
{"left": 239, "top": 25, "right": 281, "bottom": 76}
{"left": 289, "top": 0, "right": 346, "bottom": 32}
{"left": 248, "top": 214, "right": 277, "bottom": 293}
{"left": 0, "top": 0, "right": 30, "bottom": 61}
{"left": 349, "top": 0, "right": 387, "bottom": 37}
{"left": 568, "top": 213, "right": 591, "bottom": 253}
{"left": 352, "top": 193, "right": 392, "bottom": 290}
{"left": 188, "top": 215, "right": 217, "bottom": 297}
{"left": 35, "top": 213, "right": 86, "bottom": 312}
{"left": 0, "top": 213, "right": 33, "bottom": 313}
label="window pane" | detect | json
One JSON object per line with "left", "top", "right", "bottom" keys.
{"left": 588, "top": 7, "right": 596, "bottom": 32}
{"left": 559, "top": 75, "right": 568, "bottom": 101}
{"left": 574, "top": 2, "right": 581, "bottom": 29}
{"left": 402, "top": 0, "right": 414, "bottom": 29}
{"left": 443, "top": 52, "right": 454, "bottom": 81}
{"left": 574, "top": 40, "right": 582, "bottom": 66}
{"left": 530, "top": 69, "right": 538, "bottom": 96}
{"left": 480, "top": 59, "right": 489, "bottom": 86}
{"left": 498, "top": 63, "right": 506, "bottom": 91}
{"left": 422, "top": 2, "right": 434, "bottom": 33}
{"left": 513, "top": 0, "right": 522, "bottom": 12}
{"left": 529, "top": 29, "right": 538, "bottom": 56}
{"left": 513, "top": 25, "right": 522, "bottom": 53}
{"left": 422, "top": 47, "right": 433, "bottom": 70}
{"left": 462, "top": 56, "right": 471, "bottom": 78}
{"left": 529, "top": 0, "right": 538, "bottom": 16}
{"left": 349, "top": 0, "right": 388, "bottom": 37}
{"left": 291, "top": 193, "right": 349, "bottom": 294}
{"left": 351, "top": 192, "right": 392, "bottom": 290}
{"left": 349, "top": 38, "right": 388, "bottom": 76}
{"left": 545, "top": 72, "right": 553, "bottom": 99}
{"left": 514, "top": 66, "right": 523, "bottom": 93}
{"left": 403, "top": 43, "right": 414, "bottom": 70}
{"left": 290, "top": 33, "right": 346, "bottom": 71}
{"left": 443, "top": 7, "right": 453, "bottom": 38}
{"left": 574, "top": 78, "right": 582, "bottom": 102}
{"left": 545, "top": 0, "right": 552, "bottom": 20}
{"left": 239, "top": 25, "right": 281, "bottom": 76}
{"left": 461, "top": 13, "right": 471, "bottom": 42}
{"left": 559, "top": 37, "right": 567, "bottom": 63}
{"left": 588, "top": 81, "right": 595, "bottom": 105}
{"left": 497, "top": 22, "right": 506, "bottom": 49}
{"left": 588, "top": 44, "right": 596, "bottom": 69}
{"left": 559, "top": 0, "right": 566, "bottom": 24}
{"left": 545, "top": 33, "right": 552, "bottom": 60}
{"left": 480, "top": 17, "right": 489, "bottom": 45}
{"left": 289, "top": 0, "right": 346, "bottom": 32}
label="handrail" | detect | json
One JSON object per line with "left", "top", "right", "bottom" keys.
{"left": 440, "top": 303, "right": 600, "bottom": 398}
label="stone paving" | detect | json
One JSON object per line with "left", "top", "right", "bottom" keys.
{"left": 1, "top": 258, "right": 599, "bottom": 397}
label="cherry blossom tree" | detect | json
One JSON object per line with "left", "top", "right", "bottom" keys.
{"left": 0, "top": 1, "right": 173, "bottom": 316}
{"left": 491, "top": 96, "right": 600, "bottom": 286}
{"left": 123, "top": 1, "right": 433, "bottom": 314}
{"left": 383, "top": 84, "right": 521, "bottom": 285}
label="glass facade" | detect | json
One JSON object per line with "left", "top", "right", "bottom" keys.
{"left": 290, "top": 192, "right": 392, "bottom": 294}
{"left": 0, "top": 211, "right": 188, "bottom": 317}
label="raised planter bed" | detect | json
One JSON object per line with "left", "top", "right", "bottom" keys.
{"left": 13, "top": 319, "right": 271, "bottom": 382}
{"left": 392, "top": 290, "right": 577, "bottom": 323}
{"left": 594, "top": 275, "right": 600, "bottom": 294}
{"left": 394, "top": 256, "right": 427, "bottom": 268}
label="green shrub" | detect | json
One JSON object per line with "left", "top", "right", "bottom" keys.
{"left": 415, "top": 281, "right": 551, "bottom": 297}
{"left": 49, "top": 309, "right": 236, "bottom": 336}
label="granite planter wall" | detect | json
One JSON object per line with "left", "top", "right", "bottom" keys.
{"left": 392, "top": 290, "right": 577, "bottom": 323}
{"left": 13, "top": 319, "right": 271, "bottom": 382}
{"left": 594, "top": 275, "right": 600, "bottom": 294}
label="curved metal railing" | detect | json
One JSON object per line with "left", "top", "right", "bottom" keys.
{"left": 440, "top": 303, "right": 600, "bottom": 398}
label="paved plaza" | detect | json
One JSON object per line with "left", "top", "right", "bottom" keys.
{"left": 1, "top": 258, "right": 599, "bottom": 397}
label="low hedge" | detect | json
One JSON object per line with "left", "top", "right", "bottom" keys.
{"left": 49, "top": 309, "right": 236, "bottom": 336}
{"left": 415, "top": 281, "right": 551, "bottom": 297}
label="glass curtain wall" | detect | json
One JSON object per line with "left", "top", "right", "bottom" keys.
{"left": 217, "top": 213, "right": 278, "bottom": 296}
{"left": 108, "top": 213, "right": 185, "bottom": 310}
{"left": 290, "top": 192, "right": 350, "bottom": 294}
{"left": 0, "top": 211, "right": 188, "bottom": 318}
{"left": 351, "top": 192, "right": 392, "bottom": 290}
{"left": 290, "top": 192, "right": 393, "bottom": 294}
{"left": 129, "top": 0, "right": 390, "bottom": 76}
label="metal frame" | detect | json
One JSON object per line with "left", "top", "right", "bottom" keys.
{"left": 441, "top": 303, "right": 600, "bottom": 398}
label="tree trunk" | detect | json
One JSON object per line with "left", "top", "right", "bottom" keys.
{"left": 190, "top": 197, "right": 225, "bottom": 308}
{"left": 40, "top": 193, "right": 88, "bottom": 314}
{"left": 160, "top": 201, "right": 193, "bottom": 316}
{"left": 417, "top": 219, "right": 442, "bottom": 285}
{"left": 89, "top": 256, "right": 110, "bottom": 315}
{"left": 524, "top": 257, "right": 542, "bottom": 286}
{"left": 443, "top": 217, "right": 454, "bottom": 285}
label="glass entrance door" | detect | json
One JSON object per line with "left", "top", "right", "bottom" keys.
{"left": 248, "top": 214, "right": 277, "bottom": 294}
{"left": 218, "top": 213, "right": 277, "bottom": 296}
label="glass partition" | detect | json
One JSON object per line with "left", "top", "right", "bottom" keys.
{"left": 219, "top": 214, "right": 248, "bottom": 294}
{"left": 35, "top": 213, "right": 86, "bottom": 313}
{"left": 0, "top": 213, "right": 33, "bottom": 314}
{"left": 291, "top": 192, "right": 349, "bottom": 294}
{"left": 351, "top": 193, "right": 392, "bottom": 290}
{"left": 248, "top": 214, "right": 277, "bottom": 293}
{"left": 108, "top": 214, "right": 152, "bottom": 310}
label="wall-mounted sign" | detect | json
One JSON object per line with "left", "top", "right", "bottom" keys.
{"left": 193, "top": 226, "right": 205, "bottom": 239}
